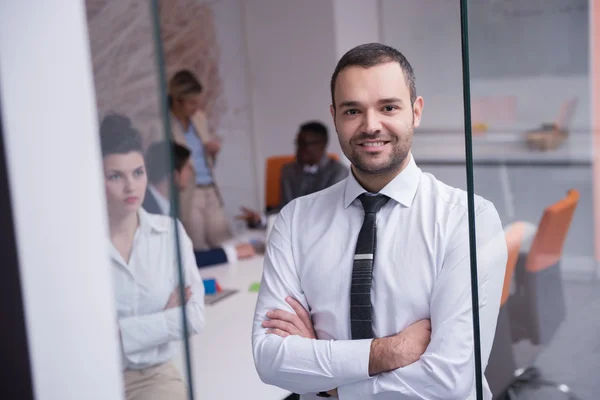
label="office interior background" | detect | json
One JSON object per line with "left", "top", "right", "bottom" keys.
{"left": 1, "top": 0, "right": 599, "bottom": 399}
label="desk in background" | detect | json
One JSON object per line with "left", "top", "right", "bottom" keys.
{"left": 172, "top": 257, "right": 291, "bottom": 400}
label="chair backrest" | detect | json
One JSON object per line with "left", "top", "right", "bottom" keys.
{"left": 265, "top": 155, "right": 295, "bottom": 211}
{"left": 264, "top": 153, "right": 339, "bottom": 211}
{"left": 512, "top": 189, "right": 580, "bottom": 346}
{"left": 526, "top": 189, "right": 579, "bottom": 273}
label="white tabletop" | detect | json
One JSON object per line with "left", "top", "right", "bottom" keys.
{"left": 172, "top": 257, "right": 291, "bottom": 400}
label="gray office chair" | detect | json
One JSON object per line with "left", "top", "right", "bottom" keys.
{"left": 505, "top": 190, "right": 580, "bottom": 399}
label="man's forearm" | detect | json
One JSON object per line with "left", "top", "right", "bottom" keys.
{"left": 368, "top": 336, "right": 405, "bottom": 376}
{"left": 253, "top": 334, "right": 372, "bottom": 394}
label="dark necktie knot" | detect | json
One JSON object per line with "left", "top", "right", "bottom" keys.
{"left": 359, "top": 193, "right": 390, "bottom": 214}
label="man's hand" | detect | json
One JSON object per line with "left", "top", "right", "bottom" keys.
{"left": 235, "top": 243, "right": 256, "bottom": 260}
{"left": 164, "top": 286, "right": 192, "bottom": 310}
{"left": 263, "top": 297, "right": 316, "bottom": 339}
{"left": 205, "top": 138, "right": 221, "bottom": 157}
{"left": 265, "top": 299, "right": 339, "bottom": 397}
{"left": 236, "top": 206, "right": 262, "bottom": 228}
{"left": 368, "top": 319, "right": 431, "bottom": 376}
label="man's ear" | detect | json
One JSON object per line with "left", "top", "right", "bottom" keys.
{"left": 413, "top": 96, "right": 424, "bottom": 128}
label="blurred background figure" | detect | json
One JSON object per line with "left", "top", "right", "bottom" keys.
{"left": 238, "top": 121, "right": 349, "bottom": 228}
{"left": 144, "top": 140, "right": 256, "bottom": 267}
{"left": 168, "top": 69, "right": 232, "bottom": 250}
{"left": 100, "top": 114, "right": 205, "bottom": 400}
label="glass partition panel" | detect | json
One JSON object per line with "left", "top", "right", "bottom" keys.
{"left": 85, "top": 1, "right": 199, "bottom": 399}
{"left": 466, "top": 1, "right": 598, "bottom": 399}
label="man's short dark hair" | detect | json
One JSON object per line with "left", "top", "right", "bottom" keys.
{"left": 145, "top": 140, "right": 191, "bottom": 184}
{"left": 99, "top": 114, "right": 143, "bottom": 157}
{"left": 299, "top": 121, "right": 328, "bottom": 144}
{"left": 330, "top": 43, "right": 416, "bottom": 109}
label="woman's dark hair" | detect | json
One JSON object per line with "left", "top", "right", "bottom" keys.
{"left": 99, "top": 114, "right": 143, "bottom": 157}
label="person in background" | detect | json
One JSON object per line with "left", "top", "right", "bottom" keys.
{"left": 168, "top": 69, "right": 232, "bottom": 249}
{"left": 100, "top": 114, "right": 205, "bottom": 400}
{"left": 252, "top": 43, "right": 507, "bottom": 399}
{"left": 143, "top": 140, "right": 255, "bottom": 267}
{"left": 238, "top": 121, "right": 349, "bottom": 228}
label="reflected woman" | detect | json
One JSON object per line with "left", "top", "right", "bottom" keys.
{"left": 168, "top": 69, "right": 232, "bottom": 250}
{"left": 100, "top": 114, "right": 205, "bottom": 400}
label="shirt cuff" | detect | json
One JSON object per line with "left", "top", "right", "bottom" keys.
{"left": 337, "top": 377, "right": 373, "bottom": 399}
{"left": 222, "top": 244, "right": 238, "bottom": 263}
{"left": 331, "top": 339, "right": 372, "bottom": 382}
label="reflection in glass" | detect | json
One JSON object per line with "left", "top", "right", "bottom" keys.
{"left": 100, "top": 114, "right": 205, "bottom": 400}
{"left": 165, "top": 69, "right": 233, "bottom": 250}
{"left": 467, "top": 1, "right": 597, "bottom": 399}
{"left": 85, "top": 2, "right": 202, "bottom": 399}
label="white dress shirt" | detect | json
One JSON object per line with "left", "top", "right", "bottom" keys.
{"left": 112, "top": 208, "right": 205, "bottom": 370}
{"left": 252, "top": 154, "right": 507, "bottom": 400}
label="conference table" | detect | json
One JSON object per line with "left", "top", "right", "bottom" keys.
{"left": 172, "top": 256, "right": 291, "bottom": 400}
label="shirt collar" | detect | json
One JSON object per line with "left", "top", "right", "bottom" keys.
{"left": 301, "top": 155, "right": 330, "bottom": 174}
{"left": 343, "top": 153, "right": 421, "bottom": 209}
{"left": 109, "top": 208, "right": 169, "bottom": 267}
{"left": 148, "top": 185, "right": 171, "bottom": 215}
{"left": 138, "top": 207, "right": 169, "bottom": 235}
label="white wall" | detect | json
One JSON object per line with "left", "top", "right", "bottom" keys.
{"left": 242, "top": 0, "right": 338, "bottom": 209}
{"left": 332, "top": 0, "right": 381, "bottom": 59}
{"left": 212, "top": 0, "right": 261, "bottom": 226}
{"left": 0, "top": 1, "right": 123, "bottom": 399}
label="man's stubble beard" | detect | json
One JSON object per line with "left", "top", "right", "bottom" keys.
{"left": 334, "top": 114, "right": 414, "bottom": 176}
{"left": 349, "top": 132, "right": 412, "bottom": 175}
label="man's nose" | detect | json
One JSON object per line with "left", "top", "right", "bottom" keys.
{"left": 361, "top": 109, "right": 383, "bottom": 135}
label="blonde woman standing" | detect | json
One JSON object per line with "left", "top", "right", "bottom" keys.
{"left": 168, "top": 69, "right": 232, "bottom": 250}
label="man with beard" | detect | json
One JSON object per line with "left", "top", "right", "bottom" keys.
{"left": 252, "top": 43, "right": 507, "bottom": 400}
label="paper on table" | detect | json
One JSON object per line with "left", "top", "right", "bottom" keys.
{"left": 249, "top": 282, "right": 260, "bottom": 292}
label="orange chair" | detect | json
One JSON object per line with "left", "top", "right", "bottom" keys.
{"left": 264, "top": 154, "right": 339, "bottom": 211}
{"left": 506, "top": 190, "right": 580, "bottom": 398}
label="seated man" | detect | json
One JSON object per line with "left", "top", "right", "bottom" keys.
{"left": 144, "top": 140, "right": 255, "bottom": 267}
{"left": 239, "top": 121, "right": 349, "bottom": 227}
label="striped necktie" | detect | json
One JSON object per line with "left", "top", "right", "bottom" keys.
{"left": 350, "top": 193, "right": 390, "bottom": 339}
